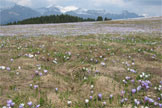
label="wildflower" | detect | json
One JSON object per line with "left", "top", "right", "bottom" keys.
{"left": 36, "top": 104, "right": 40, "bottom": 108}
{"left": 34, "top": 85, "right": 38, "bottom": 89}
{"left": 85, "top": 99, "right": 89, "bottom": 104}
{"left": 134, "top": 99, "right": 140, "bottom": 105}
{"left": 18, "top": 66, "right": 21, "bottom": 70}
{"left": 121, "top": 91, "right": 125, "bottom": 96}
{"left": 132, "top": 89, "right": 136, "bottom": 94}
{"left": 6, "top": 67, "right": 11, "bottom": 71}
{"left": 55, "top": 88, "right": 58, "bottom": 92}
{"left": 10, "top": 58, "right": 14, "bottom": 62}
{"left": 89, "top": 96, "right": 93, "bottom": 100}
{"left": 125, "top": 76, "right": 131, "bottom": 80}
{"left": 154, "top": 102, "right": 158, "bottom": 106}
{"left": 19, "top": 103, "right": 25, "bottom": 108}
{"left": 131, "top": 79, "right": 135, "bottom": 83}
{"left": 148, "top": 98, "right": 154, "bottom": 103}
{"left": 101, "top": 62, "right": 105, "bottom": 66}
{"left": 7, "top": 100, "right": 12, "bottom": 105}
{"left": 44, "top": 70, "right": 48, "bottom": 74}
{"left": 90, "top": 85, "right": 94, "bottom": 89}
{"left": 39, "top": 72, "right": 42, "bottom": 76}
{"left": 159, "top": 103, "right": 162, "bottom": 108}
{"left": 137, "top": 86, "right": 142, "bottom": 91}
{"left": 29, "top": 84, "right": 32, "bottom": 87}
{"left": 121, "top": 98, "right": 125, "bottom": 104}
{"left": 35, "top": 70, "right": 39, "bottom": 75}
{"left": 102, "top": 101, "right": 106, "bottom": 106}
{"left": 90, "top": 90, "right": 94, "bottom": 94}
{"left": 98, "top": 93, "right": 102, "bottom": 100}
{"left": 109, "top": 94, "right": 113, "bottom": 98}
{"left": 27, "top": 101, "right": 32, "bottom": 107}
{"left": 67, "top": 101, "right": 72, "bottom": 106}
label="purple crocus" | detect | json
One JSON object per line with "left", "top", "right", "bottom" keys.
{"left": 154, "top": 102, "right": 158, "bottom": 106}
{"left": 131, "top": 79, "right": 135, "bottom": 83}
{"left": 109, "top": 94, "right": 113, "bottom": 98}
{"left": 19, "top": 103, "right": 24, "bottom": 108}
{"left": 131, "top": 89, "right": 136, "bottom": 94}
{"left": 148, "top": 98, "right": 154, "bottom": 103}
{"left": 160, "top": 81, "right": 162, "bottom": 85}
{"left": 39, "top": 72, "right": 43, "bottom": 76}
{"left": 34, "top": 85, "right": 38, "bottom": 89}
{"left": 89, "top": 96, "right": 93, "bottom": 100}
{"left": 98, "top": 93, "right": 102, "bottom": 100}
{"left": 144, "top": 96, "right": 149, "bottom": 102}
{"left": 35, "top": 70, "right": 39, "bottom": 75}
{"left": 43, "top": 70, "right": 48, "bottom": 74}
{"left": 7, "top": 100, "right": 12, "bottom": 105}
{"left": 121, "top": 98, "right": 125, "bottom": 104}
{"left": 121, "top": 90, "right": 125, "bottom": 97}
{"left": 55, "top": 88, "right": 58, "bottom": 92}
{"left": 137, "top": 85, "right": 142, "bottom": 91}
{"left": 27, "top": 101, "right": 32, "bottom": 107}
{"left": 36, "top": 104, "right": 40, "bottom": 108}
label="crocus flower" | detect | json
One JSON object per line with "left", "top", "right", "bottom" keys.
{"left": 160, "top": 81, "right": 162, "bottom": 85}
{"left": 19, "top": 103, "right": 25, "bottom": 108}
{"left": 43, "top": 70, "right": 48, "bottom": 74}
{"left": 131, "top": 79, "right": 135, "bottom": 83}
{"left": 148, "top": 98, "right": 154, "bottom": 103}
{"left": 102, "top": 101, "right": 106, "bottom": 106}
{"left": 55, "top": 88, "right": 58, "bottom": 92}
{"left": 6, "top": 67, "right": 11, "bottom": 71}
{"left": 34, "top": 85, "right": 38, "bottom": 89}
{"left": 7, "top": 100, "right": 12, "bottom": 105}
{"left": 90, "top": 90, "right": 94, "bottom": 94}
{"left": 36, "top": 104, "right": 40, "bottom": 108}
{"left": 90, "top": 85, "right": 94, "bottom": 89}
{"left": 132, "top": 89, "right": 136, "bottom": 94}
{"left": 121, "top": 98, "right": 125, "bottom": 104}
{"left": 85, "top": 99, "right": 89, "bottom": 104}
{"left": 35, "top": 70, "right": 39, "bottom": 75}
{"left": 39, "top": 73, "right": 42, "bottom": 76}
{"left": 27, "top": 101, "right": 32, "bottom": 107}
{"left": 98, "top": 93, "right": 102, "bottom": 100}
{"left": 144, "top": 96, "right": 149, "bottom": 102}
{"left": 137, "top": 86, "right": 142, "bottom": 91}
{"left": 101, "top": 62, "right": 105, "bottom": 66}
{"left": 121, "top": 91, "right": 125, "bottom": 97}
{"left": 134, "top": 99, "right": 140, "bottom": 105}
{"left": 154, "top": 102, "right": 158, "bottom": 106}
{"left": 159, "top": 103, "right": 162, "bottom": 108}
{"left": 89, "top": 96, "right": 93, "bottom": 100}
{"left": 67, "top": 101, "right": 72, "bottom": 106}
{"left": 109, "top": 94, "right": 113, "bottom": 98}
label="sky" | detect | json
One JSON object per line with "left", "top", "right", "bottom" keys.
{"left": 0, "top": 0, "right": 162, "bottom": 16}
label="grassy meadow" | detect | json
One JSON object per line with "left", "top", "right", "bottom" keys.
{"left": 0, "top": 18, "right": 162, "bottom": 108}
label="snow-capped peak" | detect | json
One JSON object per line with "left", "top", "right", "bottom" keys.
{"left": 47, "top": 5, "right": 78, "bottom": 13}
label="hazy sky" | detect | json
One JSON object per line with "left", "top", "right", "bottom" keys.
{"left": 0, "top": 0, "right": 162, "bottom": 16}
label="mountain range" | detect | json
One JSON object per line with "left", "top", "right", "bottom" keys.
{"left": 0, "top": 4, "right": 143, "bottom": 24}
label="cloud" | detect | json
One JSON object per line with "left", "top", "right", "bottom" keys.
{"left": 91, "top": 0, "right": 126, "bottom": 7}
{"left": 6, "top": 0, "right": 32, "bottom": 6}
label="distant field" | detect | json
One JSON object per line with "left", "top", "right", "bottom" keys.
{"left": 0, "top": 17, "right": 162, "bottom": 108}
{"left": 0, "top": 17, "right": 161, "bottom": 37}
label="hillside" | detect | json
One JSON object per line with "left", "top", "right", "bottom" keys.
{"left": 7, "top": 14, "right": 96, "bottom": 25}
{"left": 0, "top": 17, "right": 162, "bottom": 108}
{"left": 0, "top": 4, "right": 143, "bottom": 24}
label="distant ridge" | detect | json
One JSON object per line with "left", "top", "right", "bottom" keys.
{"left": 0, "top": 4, "right": 143, "bottom": 24}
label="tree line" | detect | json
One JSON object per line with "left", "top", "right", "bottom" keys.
{"left": 7, "top": 14, "right": 112, "bottom": 25}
